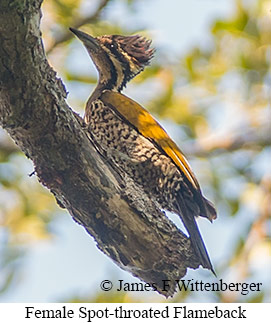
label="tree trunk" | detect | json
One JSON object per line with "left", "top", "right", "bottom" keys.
{"left": 0, "top": 0, "right": 201, "bottom": 297}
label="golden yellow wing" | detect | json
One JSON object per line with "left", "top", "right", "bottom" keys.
{"left": 101, "top": 90, "right": 200, "bottom": 190}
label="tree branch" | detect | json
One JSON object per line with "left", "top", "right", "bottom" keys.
{"left": 0, "top": 0, "right": 202, "bottom": 297}
{"left": 46, "top": 0, "right": 110, "bottom": 54}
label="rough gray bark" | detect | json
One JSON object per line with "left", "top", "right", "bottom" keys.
{"left": 0, "top": 0, "right": 202, "bottom": 297}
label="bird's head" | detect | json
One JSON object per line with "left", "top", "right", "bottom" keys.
{"left": 70, "top": 28, "right": 154, "bottom": 92}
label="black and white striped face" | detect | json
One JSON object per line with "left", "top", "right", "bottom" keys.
{"left": 96, "top": 35, "right": 154, "bottom": 91}
{"left": 70, "top": 29, "right": 154, "bottom": 92}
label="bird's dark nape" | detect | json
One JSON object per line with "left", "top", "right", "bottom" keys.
{"left": 176, "top": 192, "right": 216, "bottom": 276}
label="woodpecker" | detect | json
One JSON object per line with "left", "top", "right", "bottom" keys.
{"left": 70, "top": 28, "right": 217, "bottom": 274}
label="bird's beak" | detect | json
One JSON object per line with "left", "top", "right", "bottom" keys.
{"left": 69, "top": 28, "right": 100, "bottom": 52}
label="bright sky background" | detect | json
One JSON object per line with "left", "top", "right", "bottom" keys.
{"left": 3, "top": 0, "right": 269, "bottom": 303}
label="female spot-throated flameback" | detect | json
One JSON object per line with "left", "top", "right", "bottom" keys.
{"left": 70, "top": 28, "right": 217, "bottom": 274}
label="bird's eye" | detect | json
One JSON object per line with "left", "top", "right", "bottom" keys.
{"left": 110, "top": 44, "right": 115, "bottom": 48}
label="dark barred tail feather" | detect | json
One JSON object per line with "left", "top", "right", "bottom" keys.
{"left": 204, "top": 197, "right": 217, "bottom": 222}
{"left": 176, "top": 192, "right": 216, "bottom": 276}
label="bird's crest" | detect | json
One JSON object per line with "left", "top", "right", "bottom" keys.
{"left": 98, "top": 35, "right": 154, "bottom": 72}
